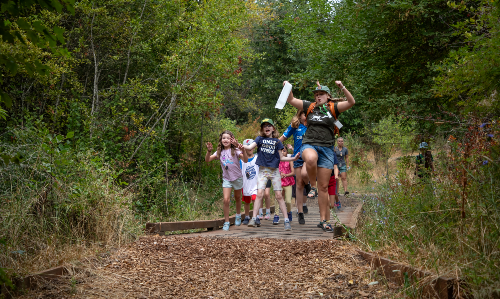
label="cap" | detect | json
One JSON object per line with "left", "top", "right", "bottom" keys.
{"left": 419, "top": 142, "right": 429, "bottom": 149}
{"left": 313, "top": 85, "right": 331, "bottom": 95}
{"left": 243, "top": 139, "right": 254, "bottom": 146}
{"left": 261, "top": 118, "right": 275, "bottom": 127}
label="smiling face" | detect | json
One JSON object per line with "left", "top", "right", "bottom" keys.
{"left": 261, "top": 123, "right": 275, "bottom": 137}
{"left": 221, "top": 133, "right": 232, "bottom": 149}
{"left": 314, "top": 91, "right": 330, "bottom": 105}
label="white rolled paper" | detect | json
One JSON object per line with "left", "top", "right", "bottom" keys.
{"left": 275, "top": 82, "right": 292, "bottom": 109}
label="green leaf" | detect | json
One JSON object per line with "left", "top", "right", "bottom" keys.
{"left": 0, "top": 91, "right": 12, "bottom": 108}
{"left": 66, "top": 131, "right": 74, "bottom": 139}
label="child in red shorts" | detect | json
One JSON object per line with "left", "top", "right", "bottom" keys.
{"left": 328, "top": 161, "right": 340, "bottom": 211}
{"left": 240, "top": 139, "right": 259, "bottom": 225}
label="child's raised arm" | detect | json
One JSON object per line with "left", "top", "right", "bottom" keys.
{"left": 236, "top": 141, "right": 248, "bottom": 163}
{"left": 205, "top": 142, "right": 218, "bottom": 163}
{"left": 280, "top": 151, "right": 300, "bottom": 162}
{"left": 243, "top": 141, "right": 257, "bottom": 151}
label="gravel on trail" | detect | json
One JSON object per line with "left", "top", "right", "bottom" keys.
{"left": 21, "top": 235, "right": 397, "bottom": 298}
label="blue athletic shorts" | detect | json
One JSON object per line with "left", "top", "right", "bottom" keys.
{"left": 300, "top": 144, "right": 336, "bottom": 170}
{"left": 293, "top": 156, "right": 304, "bottom": 168}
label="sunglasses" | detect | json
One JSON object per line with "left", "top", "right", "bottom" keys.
{"left": 262, "top": 124, "right": 273, "bottom": 128}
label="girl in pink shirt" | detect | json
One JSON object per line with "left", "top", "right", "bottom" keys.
{"left": 205, "top": 130, "right": 247, "bottom": 231}
{"left": 273, "top": 148, "right": 295, "bottom": 224}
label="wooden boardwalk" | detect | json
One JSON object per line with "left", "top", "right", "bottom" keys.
{"left": 182, "top": 195, "right": 363, "bottom": 240}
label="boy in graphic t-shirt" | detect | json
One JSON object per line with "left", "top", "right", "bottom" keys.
{"left": 243, "top": 118, "right": 299, "bottom": 231}
{"left": 240, "top": 139, "right": 259, "bottom": 225}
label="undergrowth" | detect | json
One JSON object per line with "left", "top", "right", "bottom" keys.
{"left": 355, "top": 121, "right": 500, "bottom": 298}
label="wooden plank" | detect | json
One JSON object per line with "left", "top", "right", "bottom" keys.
{"left": 358, "top": 250, "right": 456, "bottom": 299}
{"left": 147, "top": 206, "right": 276, "bottom": 233}
{"left": 348, "top": 202, "right": 363, "bottom": 229}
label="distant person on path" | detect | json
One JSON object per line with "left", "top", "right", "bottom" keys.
{"left": 415, "top": 142, "right": 434, "bottom": 180}
{"left": 240, "top": 139, "right": 259, "bottom": 225}
{"left": 285, "top": 80, "right": 355, "bottom": 231}
{"left": 205, "top": 130, "right": 248, "bottom": 231}
{"left": 334, "top": 137, "right": 349, "bottom": 209}
{"left": 273, "top": 147, "right": 295, "bottom": 224}
{"left": 244, "top": 118, "right": 299, "bottom": 230}
{"left": 279, "top": 109, "right": 311, "bottom": 224}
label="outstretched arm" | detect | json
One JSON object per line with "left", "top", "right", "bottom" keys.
{"left": 335, "top": 81, "right": 355, "bottom": 113}
{"left": 243, "top": 142, "right": 257, "bottom": 151}
{"left": 280, "top": 151, "right": 300, "bottom": 162}
{"left": 279, "top": 135, "right": 288, "bottom": 142}
{"left": 284, "top": 81, "right": 303, "bottom": 110}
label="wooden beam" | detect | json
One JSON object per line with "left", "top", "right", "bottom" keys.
{"left": 146, "top": 206, "right": 276, "bottom": 233}
{"left": 358, "top": 250, "right": 456, "bottom": 299}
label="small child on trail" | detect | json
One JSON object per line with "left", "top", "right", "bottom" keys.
{"left": 205, "top": 130, "right": 248, "bottom": 231}
{"left": 240, "top": 139, "right": 259, "bottom": 225}
{"left": 244, "top": 119, "right": 299, "bottom": 231}
{"left": 329, "top": 162, "right": 340, "bottom": 212}
{"left": 273, "top": 147, "right": 295, "bottom": 225}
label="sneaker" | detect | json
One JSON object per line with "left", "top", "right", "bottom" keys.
{"left": 248, "top": 218, "right": 256, "bottom": 227}
{"left": 255, "top": 217, "right": 261, "bottom": 227}
{"left": 337, "top": 202, "right": 342, "bottom": 210}
{"left": 273, "top": 215, "right": 280, "bottom": 225}
{"left": 242, "top": 216, "right": 250, "bottom": 225}
{"left": 235, "top": 215, "right": 242, "bottom": 226}
{"left": 264, "top": 213, "right": 271, "bottom": 220}
{"left": 344, "top": 191, "right": 349, "bottom": 197}
{"left": 284, "top": 220, "right": 292, "bottom": 231}
{"left": 298, "top": 213, "right": 305, "bottom": 225}
{"left": 223, "top": 222, "right": 230, "bottom": 231}
{"left": 258, "top": 214, "right": 263, "bottom": 220}
{"left": 287, "top": 211, "right": 292, "bottom": 222}
{"left": 303, "top": 205, "right": 309, "bottom": 214}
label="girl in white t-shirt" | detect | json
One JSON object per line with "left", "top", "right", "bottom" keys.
{"left": 240, "top": 139, "right": 259, "bottom": 225}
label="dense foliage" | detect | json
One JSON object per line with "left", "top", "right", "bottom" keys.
{"left": 0, "top": 0, "right": 498, "bottom": 295}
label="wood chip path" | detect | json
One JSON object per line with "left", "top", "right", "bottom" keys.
{"left": 19, "top": 195, "right": 400, "bottom": 298}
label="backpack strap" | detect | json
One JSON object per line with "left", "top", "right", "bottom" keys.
{"left": 305, "top": 102, "right": 316, "bottom": 118}
{"left": 327, "top": 102, "right": 338, "bottom": 120}
{"left": 327, "top": 102, "right": 340, "bottom": 135}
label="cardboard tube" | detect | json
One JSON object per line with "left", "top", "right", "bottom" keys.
{"left": 275, "top": 82, "right": 292, "bottom": 109}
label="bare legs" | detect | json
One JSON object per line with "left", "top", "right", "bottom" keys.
{"left": 340, "top": 172, "right": 348, "bottom": 193}
{"left": 223, "top": 188, "right": 242, "bottom": 222}
{"left": 295, "top": 166, "right": 308, "bottom": 213}
{"left": 254, "top": 189, "right": 287, "bottom": 219}
{"left": 302, "top": 148, "right": 333, "bottom": 225}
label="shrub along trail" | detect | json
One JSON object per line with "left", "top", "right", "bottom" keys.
{"left": 22, "top": 235, "right": 397, "bottom": 298}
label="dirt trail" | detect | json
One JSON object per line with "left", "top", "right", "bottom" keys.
{"left": 21, "top": 235, "right": 397, "bottom": 298}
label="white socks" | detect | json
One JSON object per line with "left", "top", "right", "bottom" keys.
{"left": 266, "top": 208, "right": 270, "bottom": 214}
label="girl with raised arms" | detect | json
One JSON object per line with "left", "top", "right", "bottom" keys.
{"left": 205, "top": 130, "right": 248, "bottom": 231}
{"left": 284, "top": 80, "right": 355, "bottom": 231}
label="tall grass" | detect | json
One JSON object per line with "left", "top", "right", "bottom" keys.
{"left": 354, "top": 123, "right": 500, "bottom": 298}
